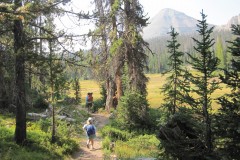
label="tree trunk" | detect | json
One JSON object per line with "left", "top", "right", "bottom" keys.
{"left": 203, "top": 72, "right": 212, "bottom": 153}
{"left": 0, "top": 53, "right": 8, "bottom": 109}
{"left": 14, "top": 0, "right": 27, "bottom": 144}
{"left": 105, "top": 77, "right": 114, "bottom": 112}
{"left": 49, "top": 40, "right": 56, "bottom": 143}
{"left": 39, "top": 15, "right": 45, "bottom": 85}
{"left": 111, "top": 0, "right": 123, "bottom": 100}
{"left": 115, "top": 67, "right": 123, "bottom": 99}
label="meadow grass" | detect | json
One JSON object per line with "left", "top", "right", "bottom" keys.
{"left": 80, "top": 80, "right": 101, "bottom": 100}
{"left": 78, "top": 74, "right": 231, "bottom": 109}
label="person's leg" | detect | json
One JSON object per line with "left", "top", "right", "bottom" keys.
{"left": 89, "top": 139, "right": 94, "bottom": 149}
{"left": 87, "top": 138, "right": 90, "bottom": 148}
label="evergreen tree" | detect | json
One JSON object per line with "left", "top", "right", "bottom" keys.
{"left": 0, "top": 0, "right": 82, "bottom": 144}
{"left": 214, "top": 24, "right": 240, "bottom": 159}
{"left": 123, "top": 0, "right": 149, "bottom": 95}
{"left": 161, "top": 27, "right": 190, "bottom": 115}
{"left": 91, "top": 0, "right": 116, "bottom": 111}
{"left": 91, "top": 0, "right": 149, "bottom": 111}
{"left": 187, "top": 10, "right": 220, "bottom": 154}
{"left": 13, "top": 0, "right": 27, "bottom": 144}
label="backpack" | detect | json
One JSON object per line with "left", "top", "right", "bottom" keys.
{"left": 86, "top": 125, "right": 95, "bottom": 136}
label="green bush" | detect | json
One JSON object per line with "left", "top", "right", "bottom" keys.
{"left": 100, "top": 125, "right": 134, "bottom": 141}
{"left": 33, "top": 95, "right": 48, "bottom": 109}
{"left": 158, "top": 108, "right": 205, "bottom": 160}
{"left": 0, "top": 110, "right": 81, "bottom": 160}
{"left": 116, "top": 91, "right": 150, "bottom": 130}
{"left": 114, "top": 134, "right": 160, "bottom": 159}
{"left": 93, "top": 99, "right": 105, "bottom": 112}
{"left": 102, "top": 136, "right": 111, "bottom": 150}
{"left": 0, "top": 126, "right": 14, "bottom": 140}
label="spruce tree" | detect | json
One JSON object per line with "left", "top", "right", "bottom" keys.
{"left": 214, "top": 24, "right": 240, "bottom": 159}
{"left": 161, "top": 27, "right": 190, "bottom": 115}
{"left": 187, "top": 10, "right": 220, "bottom": 153}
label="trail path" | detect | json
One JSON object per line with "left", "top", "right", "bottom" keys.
{"left": 69, "top": 112, "right": 110, "bottom": 160}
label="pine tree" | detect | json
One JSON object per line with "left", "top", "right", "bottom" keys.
{"left": 161, "top": 27, "right": 190, "bottom": 115}
{"left": 187, "top": 10, "right": 220, "bottom": 153}
{"left": 123, "top": 0, "right": 149, "bottom": 95}
{"left": 13, "top": 0, "right": 28, "bottom": 145}
{"left": 214, "top": 24, "right": 240, "bottom": 159}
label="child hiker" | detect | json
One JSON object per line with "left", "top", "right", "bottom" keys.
{"left": 82, "top": 117, "right": 96, "bottom": 150}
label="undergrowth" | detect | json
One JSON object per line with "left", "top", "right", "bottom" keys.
{"left": 0, "top": 105, "right": 88, "bottom": 160}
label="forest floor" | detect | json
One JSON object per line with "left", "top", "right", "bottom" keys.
{"left": 69, "top": 110, "right": 112, "bottom": 160}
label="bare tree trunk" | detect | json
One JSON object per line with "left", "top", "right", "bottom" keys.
{"left": 14, "top": 0, "right": 27, "bottom": 144}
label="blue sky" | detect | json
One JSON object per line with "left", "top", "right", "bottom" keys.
{"left": 140, "top": 0, "right": 240, "bottom": 25}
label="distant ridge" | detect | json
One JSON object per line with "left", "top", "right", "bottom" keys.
{"left": 143, "top": 8, "right": 240, "bottom": 40}
{"left": 143, "top": 8, "right": 199, "bottom": 40}
{"left": 215, "top": 14, "right": 240, "bottom": 31}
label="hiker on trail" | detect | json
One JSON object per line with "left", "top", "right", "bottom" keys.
{"left": 86, "top": 92, "right": 94, "bottom": 113}
{"left": 82, "top": 117, "right": 96, "bottom": 150}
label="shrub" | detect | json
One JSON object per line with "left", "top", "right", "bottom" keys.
{"left": 102, "top": 136, "right": 111, "bottom": 150}
{"left": 93, "top": 99, "right": 105, "bottom": 112}
{"left": 114, "top": 134, "right": 160, "bottom": 159}
{"left": 0, "top": 108, "right": 81, "bottom": 160}
{"left": 157, "top": 108, "right": 206, "bottom": 159}
{"left": 116, "top": 91, "right": 150, "bottom": 130}
{"left": 100, "top": 126, "right": 134, "bottom": 141}
{"left": 33, "top": 95, "right": 48, "bottom": 109}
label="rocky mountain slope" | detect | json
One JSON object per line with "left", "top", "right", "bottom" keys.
{"left": 143, "top": 8, "right": 239, "bottom": 40}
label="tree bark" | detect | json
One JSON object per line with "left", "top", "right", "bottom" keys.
{"left": 111, "top": 0, "right": 123, "bottom": 100}
{"left": 105, "top": 77, "right": 114, "bottom": 112}
{"left": 115, "top": 68, "right": 123, "bottom": 99}
{"left": 203, "top": 75, "right": 212, "bottom": 153}
{"left": 0, "top": 52, "right": 8, "bottom": 109}
{"left": 14, "top": 0, "right": 27, "bottom": 144}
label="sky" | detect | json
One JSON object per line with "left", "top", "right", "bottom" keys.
{"left": 139, "top": 0, "right": 240, "bottom": 25}
{"left": 57, "top": 0, "right": 240, "bottom": 50}
{"left": 68, "top": 0, "right": 240, "bottom": 25}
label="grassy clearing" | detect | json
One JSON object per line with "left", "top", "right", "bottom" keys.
{"left": 77, "top": 74, "right": 230, "bottom": 109}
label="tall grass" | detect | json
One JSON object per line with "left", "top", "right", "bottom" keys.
{"left": 77, "top": 74, "right": 230, "bottom": 109}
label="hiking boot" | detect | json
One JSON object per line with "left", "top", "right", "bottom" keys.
{"left": 86, "top": 144, "right": 89, "bottom": 149}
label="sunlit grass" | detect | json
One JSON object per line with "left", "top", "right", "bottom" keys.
{"left": 146, "top": 74, "right": 165, "bottom": 108}
{"left": 80, "top": 80, "right": 101, "bottom": 100}
{"left": 76, "top": 74, "right": 231, "bottom": 109}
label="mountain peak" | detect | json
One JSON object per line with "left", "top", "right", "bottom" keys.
{"left": 143, "top": 8, "right": 199, "bottom": 39}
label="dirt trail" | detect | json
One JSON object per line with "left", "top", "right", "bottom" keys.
{"left": 69, "top": 112, "right": 110, "bottom": 160}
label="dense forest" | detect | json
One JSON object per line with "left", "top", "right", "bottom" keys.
{"left": 146, "top": 30, "right": 234, "bottom": 73}
{"left": 0, "top": 0, "right": 240, "bottom": 159}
